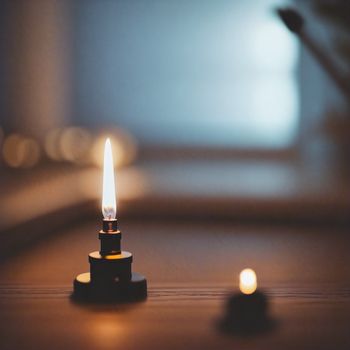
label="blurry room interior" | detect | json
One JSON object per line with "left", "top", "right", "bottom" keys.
{"left": 1, "top": 0, "right": 350, "bottom": 258}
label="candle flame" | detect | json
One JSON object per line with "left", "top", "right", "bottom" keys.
{"left": 239, "top": 268, "right": 257, "bottom": 295}
{"left": 102, "top": 138, "right": 116, "bottom": 219}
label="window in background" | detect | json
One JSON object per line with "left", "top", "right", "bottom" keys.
{"left": 73, "top": 0, "right": 298, "bottom": 149}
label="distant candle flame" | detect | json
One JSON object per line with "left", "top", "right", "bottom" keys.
{"left": 239, "top": 268, "right": 257, "bottom": 295}
{"left": 102, "top": 138, "right": 116, "bottom": 219}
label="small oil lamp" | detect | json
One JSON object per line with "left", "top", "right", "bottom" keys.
{"left": 220, "top": 268, "right": 271, "bottom": 334}
{"left": 73, "top": 138, "right": 147, "bottom": 302}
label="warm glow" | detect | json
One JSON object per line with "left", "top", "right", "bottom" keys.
{"left": 2, "top": 134, "right": 41, "bottom": 168}
{"left": 239, "top": 268, "right": 257, "bottom": 295}
{"left": 59, "top": 127, "right": 92, "bottom": 163}
{"left": 102, "top": 138, "right": 117, "bottom": 219}
{"left": 91, "top": 130, "right": 137, "bottom": 168}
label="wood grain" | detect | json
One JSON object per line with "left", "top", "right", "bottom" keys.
{"left": 1, "top": 220, "right": 350, "bottom": 349}
{"left": 0, "top": 284, "right": 350, "bottom": 350}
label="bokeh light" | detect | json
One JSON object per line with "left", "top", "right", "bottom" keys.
{"left": 44, "top": 128, "right": 64, "bottom": 161}
{"left": 59, "top": 126, "right": 92, "bottom": 163}
{"left": 2, "top": 134, "right": 41, "bottom": 168}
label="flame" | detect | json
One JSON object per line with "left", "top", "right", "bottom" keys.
{"left": 239, "top": 268, "right": 257, "bottom": 295}
{"left": 102, "top": 138, "right": 117, "bottom": 219}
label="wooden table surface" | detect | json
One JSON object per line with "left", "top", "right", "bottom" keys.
{"left": 0, "top": 219, "right": 350, "bottom": 349}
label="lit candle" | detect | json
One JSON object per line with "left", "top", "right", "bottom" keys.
{"left": 73, "top": 137, "right": 147, "bottom": 302}
{"left": 220, "top": 268, "right": 271, "bottom": 334}
{"left": 102, "top": 138, "right": 116, "bottom": 220}
{"left": 239, "top": 268, "right": 257, "bottom": 295}
{"left": 101, "top": 138, "right": 118, "bottom": 233}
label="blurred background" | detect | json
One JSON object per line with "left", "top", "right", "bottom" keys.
{"left": 1, "top": 0, "right": 350, "bottom": 259}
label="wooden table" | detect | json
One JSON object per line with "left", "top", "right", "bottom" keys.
{"left": 0, "top": 219, "right": 349, "bottom": 349}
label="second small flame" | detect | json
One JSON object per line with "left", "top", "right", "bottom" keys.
{"left": 239, "top": 268, "right": 257, "bottom": 295}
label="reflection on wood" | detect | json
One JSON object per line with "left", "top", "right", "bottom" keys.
{"left": 0, "top": 284, "right": 350, "bottom": 350}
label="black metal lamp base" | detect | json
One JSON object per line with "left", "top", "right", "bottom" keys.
{"left": 72, "top": 220, "right": 147, "bottom": 303}
{"left": 73, "top": 272, "right": 147, "bottom": 302}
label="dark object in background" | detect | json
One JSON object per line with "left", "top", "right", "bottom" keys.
{"left": 277, "top": 7, "right": 350, "bottom": 102}
{"left": 73, "top": 219, "right": 147, "bottom": 302}
{"left": 277, "top": 4, "right": 350, "bottom": 164}
{"left": 277, "top": 7, "right": 304, "bottom": 33}
{"left": 312, "top": 0, "right": 350, "bottom": 67}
